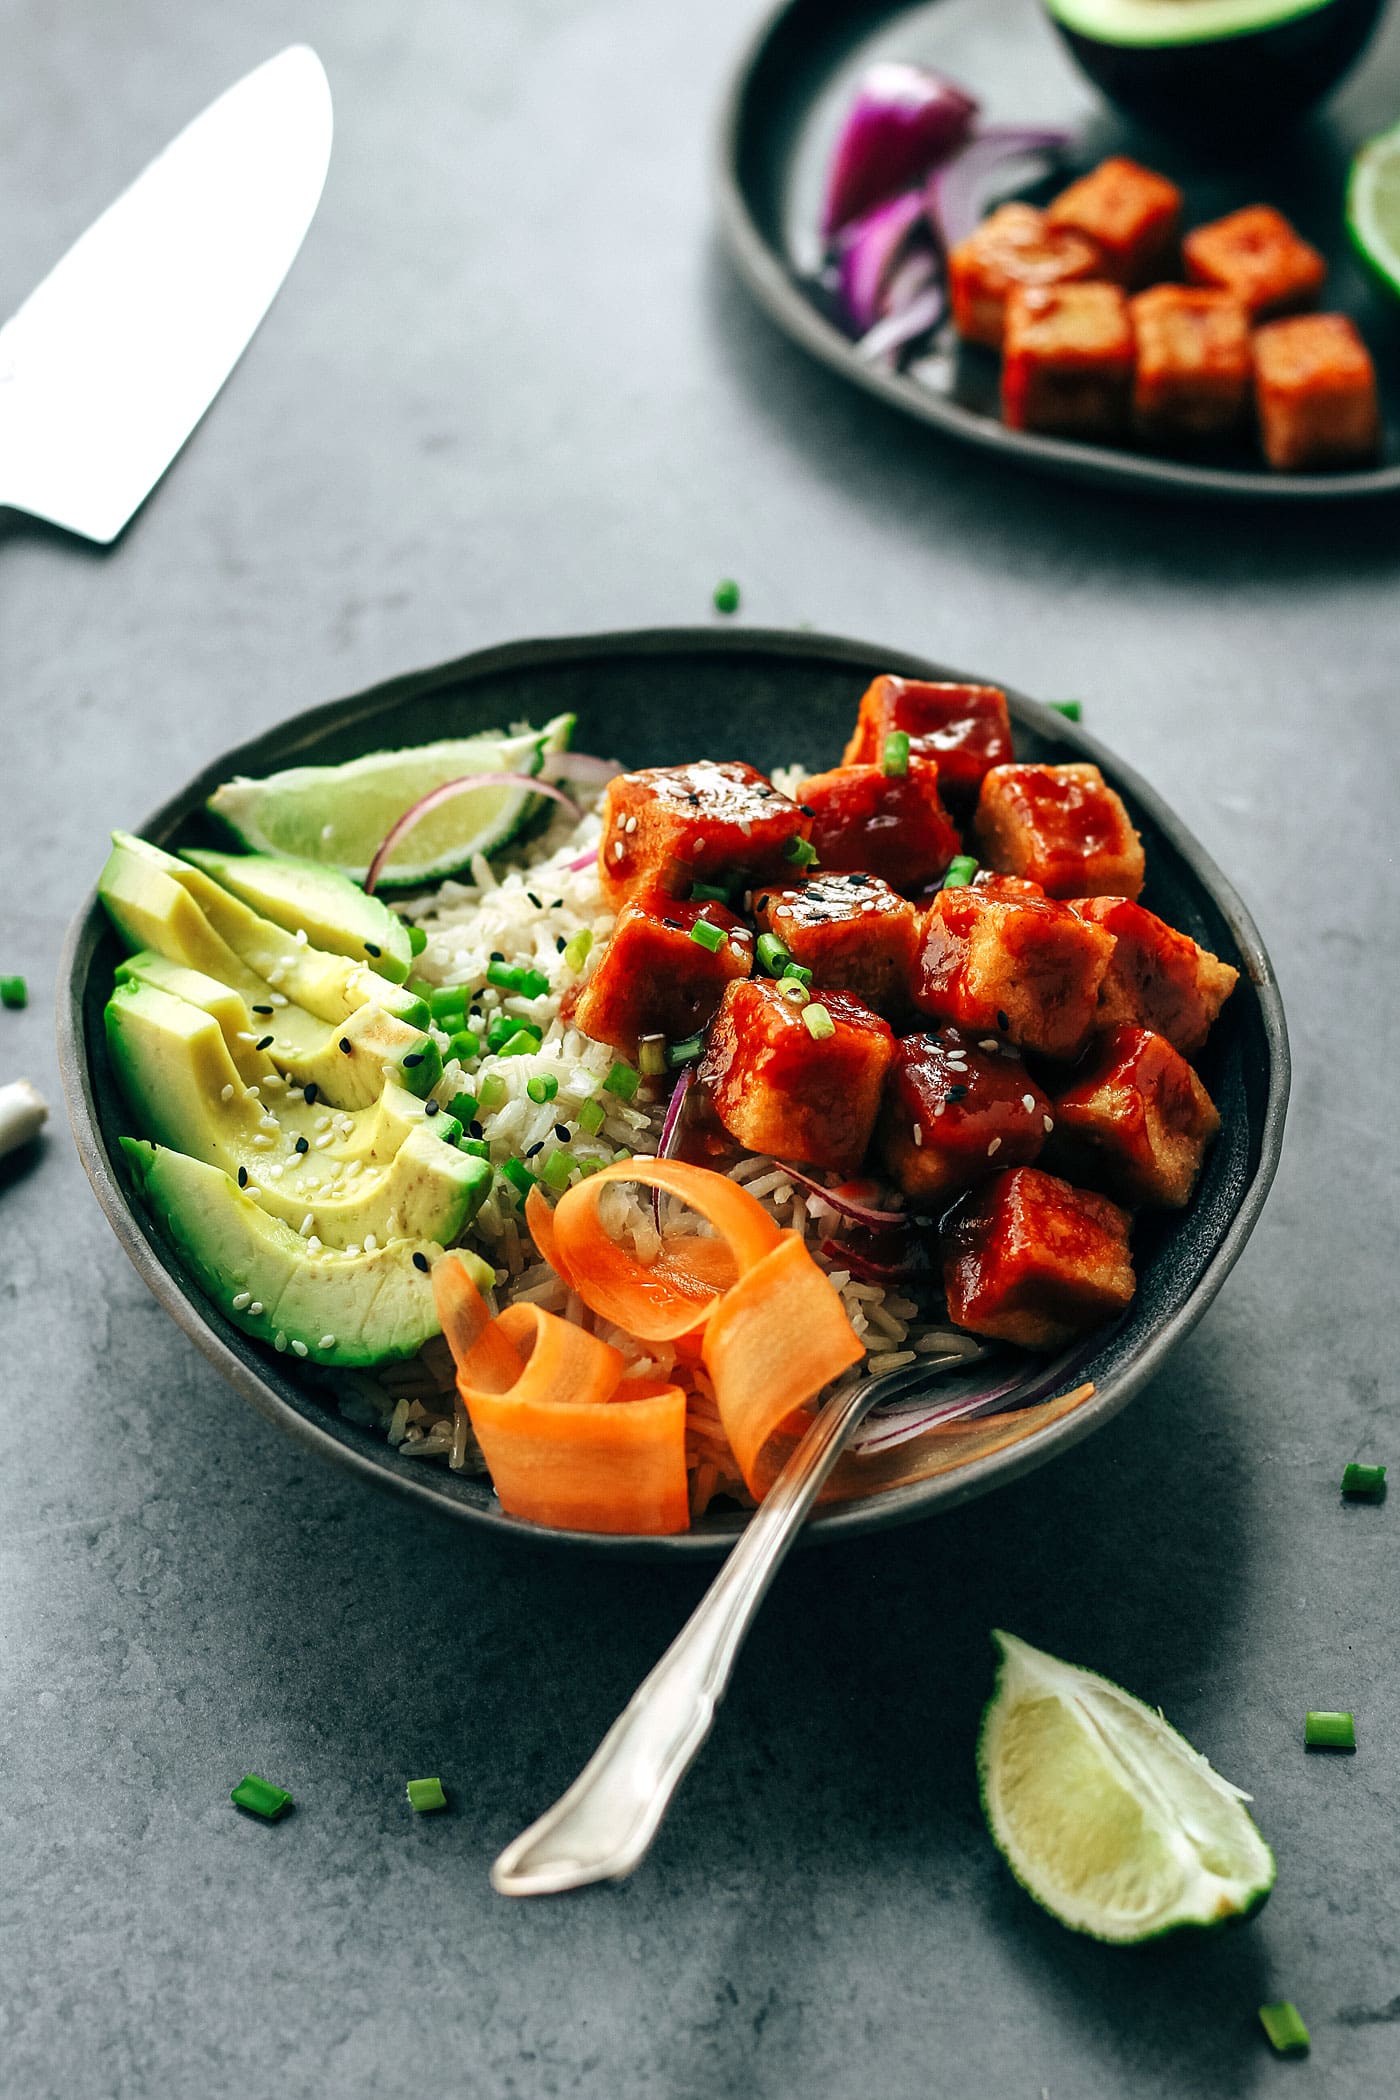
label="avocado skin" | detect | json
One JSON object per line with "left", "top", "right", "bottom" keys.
{"left": 1046, "top": 0, "right": 1387, "bottom": 146}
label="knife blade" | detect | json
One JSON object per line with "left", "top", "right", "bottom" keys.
{"left": 0, "top": 45, "right": 332, "bottom": 544}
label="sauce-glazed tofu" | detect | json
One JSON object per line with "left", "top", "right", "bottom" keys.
{"left": 914, "top": 882, "right": 1116, "bottom": 1061}
{"left": 751, "top": 872, "right": 919, "bottom": 1018}
{"left": 878, "top": 1027, "right": 1052, "bottom": 1205}
{"left": 798, "top": 758, "right": 961, "bottom": 894}
{"left": 1046, "top": 157, "right": 1183, "bottom": 288}
{"left": 941, "top": 1166, "right": 1136, "bottom": 1349}
{"left": 948, "top": 202, "right": 1104, "bottom": 351}
{"left": 698, "top": 978, "right": 895, "bottom": 1175}
{"left": 574, "top": 895, "right": 752, "bottom": 1054}
{"left": 975, "top": 764, "right": 1145, "bottom": 901}
{"left": 1047, "top": 1025, "right": 1221, "bottom": 1209}
{"left": 1070, "top": 897, "right": 1237, "bottom": 1057}
{"left": 598, "top": 762, "right": 811, "bottom": 907}
{"left": 1253, "top": 314, "right": 1380, "bottom": 472}
{"left": 1183, "top": 204, "right": 1325, "bottom": 320}
{"left": 843, "top": 675, "right": 1013, "bottom": 806}
{"left": 1130, "top": 286, "right": 1252, "bottom": 443}
{"left": 1002, "top": 283, "right": 1136, "bottom": 440}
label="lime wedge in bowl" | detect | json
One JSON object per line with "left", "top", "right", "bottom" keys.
{"left": 1347, "top": 120, "right": 1400, "bottom": 300}
{"left": 207, "top": 715, "right": 576, "bottom": 885}
{"left": 978, "top": 1631, "right": 1275, "bottom": 1943}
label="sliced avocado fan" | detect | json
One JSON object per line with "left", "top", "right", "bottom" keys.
{"left": 181, "top": 847, "right": 414, "bottom": 984}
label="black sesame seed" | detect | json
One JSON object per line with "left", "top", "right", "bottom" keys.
{"left": 303, "top": 1084, "right": 319, "bottom": 1106}
{"left": 996, "top": 1010, "right": 1010, "bottom": 1031}
{"left": 252, "top": 1004, "right": 274, "bottom": 1015}
{"left": 549, "top": 900, "right": 564, "bottom": 910}
{"left": 256, "top": 1034, "right": 274, "bottom": 1051}
{"left": 799, "top": 804, "right": 814, "bottom": 817}
{"left": 662, "top": 917, "right": 681, "bottom": 930}
{"left": 554, "top": 1124, "right": 570, "bottom": 1142}
{"left": 525, "top": 1141, "right": 544, "bottom": 1159}
{"left": 339, "top": 1037, "right": 353, "bottom": 1054}
{"left": 295, "top": 1136, "right": 309, "bottom": 1154}
{"left": 946, "top": 1085, "right": 968, "bottom": 1103}
{"left": 527, "top": 892, "right": 543, "bottom": 909}
{"left": 425, "top": 1099, "right": 440, "bottom": 1116}
{"left": 490, "top": 951, "right": 505, "bottom": 963}
{"left": 364, "top": 941, "right": 381, "bottom": 957}
{"left": 237, "top": 1166, "right": 248, "bottom": 1187}
{"left": 555, "top": 935, "right": 567, "bottom": 954}
{"left": 402, "top": 1052, "right": 424, "bottom": 1067}
{"left": 469, "top": 1120, "right": 484, "bottom": 1138}
{"left": 412, "top": 1251, "right": 430, "bottom": 1273}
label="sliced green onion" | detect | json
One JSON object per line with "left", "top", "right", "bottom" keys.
{"left": 667, "top": 1034, "right": 704, "bottom": 1067}
{"left": 449, "top": 1091, "right": 478, "bottom": 1124}
{"left": 1342, "top": 1461, "right": 1386, "bottom": 1497}
{"left": 501, "top": 1158, "right": 535, "bottom": 1200}
{"left": 460, "top": 1137, "right": 491, "bottom": 1159}
{"left": 638, "top": 1035, "right": 667, "bottom": 1077}
{"left": 778, "top": 978, "right": 808, "bottom": 1005}
{"left": 486, "top": 1013, "right": 517, "bottom": 1052}
{"left": 690, "top": 881, "right": 730, "bottom": 903}
{"left": 576, "top": 1155, "right": 605, "bottom": 1177}
{"left": 446, "top": 1028, "right": 480, "bottom": 1066}
{"left": 713, "top": 577, "right": 740, "bottom": 615}
{"left": 781, "top": 961, "right": 813, "bottom": 990}
{"left": 610, "top": 1147, "right": 632, "bottom": 1162}
{"left": 802, "top": 1002, "right": 835, "bottom": 1041}
{"left": 604, "top": 1060, "right": 640, "bottom": 1100}
{"left": 756, "top": 932, "right": 791, "bottom": 976}
{"left": 230, "top": 1774, "right": 292, "bottom": 1821}
{"left": 541, "top": 1149, "right": 575, "bottom": 1193}
{"left": 526, "top": 1073, "right": 559, "bottom": 1104}
{"left": 881, "top": 730, "right": 910, "bottom": 777}
{"left": 406, "top": 1776, "right": 447, "bottom": 1813}
{"left": 435, "top": 1115, "right": 463, "bottom": 1146}
{"left": 689, "top": 919, "right": 725, "bottom": 954}
{"left": 486, "top": 960, "right": 519, "bottom": 991}
{"left": 406, "top": 924, "right": 428, "bottom": 957}
{"left": 1049, "top": 699, "right": 1083, "bottom": 721}
{"left": 1258, "top": 2003, "right": 1310, "bottom": 2055}
{"left": 1304, "top": 1710, "right": 1355, "bottom": 1750}
{"left": 942, "top": 854, "right": 978, "bottom": 889}
{"left": 515, "top": 966, "right": 549, "bottom": 999}
{"left": 0, "top": 976, "right": 28, "bottom": 1010}
{"left": 562, "top": 928, "right": 593, "bottom": 972}
{"left": 498, "top": 1027, "right": 541, "bottom": 1058}
{"left": 478, "top": 1073, "right": 507, "bottom": 1112}
{"left": 429, "top": 985, "right": 467, "bottom": 1021}
{"left": 399, "top": 995, "right": 431, "bottom": 1030}
{"left": 784, "top": 835, "right": 819, "bottom": 869}
{"left": 409, "top": 977, "right": 435, "bottom": 1002}
{"left": 577, "top": 1096, "right": 606, "bottom": 1135}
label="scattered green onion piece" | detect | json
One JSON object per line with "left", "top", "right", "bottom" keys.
{"left": 756, "top": 932, "right": 791, "bottom": 976}
{"left": 399, "top": 995, "right": 431, "bottom": 1030}
{"left": 487, "top": 960, "right": 520, "bottom": 992}
{"left": 406, "top": 924, "right": 428, "bottom": 957}
{"left": 1304, "top": 1710, "right": 1355, "bottom": 1750}
{"left": 577, "top": 1097, "right": 606, "bottom": 1136}
{"left": 515, "top": 966, "right": 550, "bottom": 1000}
{"left": 638, "top": 1035, "right": 667, "bottom": 1077}
{"left": 406, "top": 1776, "right": 447, "bottom": 1813}
{"left": 667, "top": 1034, "right": 704, "bottom": 1067}
{"left": 498, "top": 1027, "right": 541, "bottom": 1058}
{"left": 0, "top": 976, "right": 28, "bottom": 1010}
{"left": 781, "top": 961, "right": 813, "bottom": 990}
{"left": 436, "top": 1115, "right": 463, "bottom": 1146}
{"left": 942, "top": 854, "right": 978, "bottom": 889}
{"left": 429, "top": 986, "right": 467, "bottom": 1022}
{"left": 689, "top": 919, "right": 725, "bottom": 954}
{"left": 610, "top": 1147, "right": 631, "bottom": 1162}
{"left": 446, "top": 1029, "right": 480, "bottom": 1067}
{"left": 801, "top": 1002, "right": 835, "bottom": 1041}
{"left": 778, "top": 979, "right": 808, "bottom": 1005}
{"left": 784, "top": 835, "right": 819, "bottom": 869}
{"left": 1258, "top": 2003, "right": 1310, "bottom": 2056}
{"left": 562, "top": 928, "right": 593, "bottom": 972}
{"left": 1049, "top": 699, "right": 1083, "bottom": 721}
{"left": 690, "top": 881, "right": 730, "bottom": 903}
{"left": 501, "top": 1158, "right": 535, "bottom": 1200}
{"left": 486, "top": 1013, "right": 518, "bottom": 1052}
{"left": 1342, "top": 1461, "right": 1386, "bottom": 1498}
{"left": 713, "top": 577, "right": 740, "bottom": 615}
{"left": 408, "top": 977, "right": 436, "bottom": 1002}
{"left": 881, "top": 730, "right": 910, "bottom": 777}
{"left": 478, "top": 1074, "right": 507, "bottom": 1112}
{"left": 541, "top": 1149, "right": 575, "bottom": 1193}
{"left": 576, "top": 1156, "right": 605, "bottom": 1178}
{"left": 604, "top": 1061, "right": 640, "bottom": 1100}
{"left": 460, "top": 1137, "right": 492, "bottom": 1159}
{"left": 526, "top": 1073, "right": 559, "bottom": 1104}
{"left": 230, "top": 1774, "right": 292, "bottom": 1821}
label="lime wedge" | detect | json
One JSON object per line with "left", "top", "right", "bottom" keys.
{"left": 1347, "top": 120, "right": 1400, "bottom": 301}
{"left": 207, "top": 716, "right": 575, "bottom": 885}
{"left": 978, "top": 1631, "right": 1275, "bottom": 1943}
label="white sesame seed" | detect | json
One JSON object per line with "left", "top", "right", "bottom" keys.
{"left": 987, "top": 1137, "right": 1001, "bottom": 1156}
{"left": 624, "top": 815, "right": 638, "bottom": 834}
{"left": 232, "top": 1291, "right": 252, "bottom": 1311}
{"left": 613, "top": 841, "right": 625, "bottom": 861}
{"left": 274, "top": 1331, "right": 288, "bottom": 1352}
{"left": 248, "top": 1301, "right": 264, "bottom": 1317}
{"left": 345, "top": 1243, "right": 361, "bottom": 1258}
{"left": 291, "top": 1338, "right": 308, "bottom": 1357}
{"left": 269, "top": 992, "right": 289, "bottom": 1007}
{"left": 299, "top": 1213, "right": 314, "bottom": 1236}
{"left": 220, "top": 1084, "right": 235, "bottom": 1102}
{"left": 912, "top": 1124, "right": 923, "bottom": 1147}
{"left": 979, "top": 1039, "right": 1000, "bottom": 1053}
{"left": 1043, "top": 1114, "right": 1055, "bottom": 1133}
{"left": 236, "top": 1031, "right": 258, "bottom": 1044}
{"left": 295, "top": 929, "right": 309, "bottom": 946}
{"left": 363, "top": 1232, "right": 378, "bottom": 1252}
{"left": 266, "top": 1163, "right": 284, "bottom": 1180}
{"left": 1023, "top": 1094, "right": 1037, "bottom": 1111}
{"left": 315, "top": 1114, "right": 332, "bottom": 1131}
{"left": 321, "top": 823, "right": 335, "bottom": 842}
{"left": 244, "top": 1185, "right": 262, "bottom": 1200}
{"left": 280, "top": 956, "right": 296, "bottom": 971}
{"left": 319, "top": 1335, "right": 336, "bottom": 1351}
{"left": 314, "top": 1132, "right": 334, "bottom": 1149}
{"left": 306, "top": 1236, "right": 322, "bottom": 1256}
{"left": 252, "top": 1134, "right": 274, "bottom": 1149}
{"left": 261, "top": 1074, "right": 285, "bottom": 1091}
{"left": 933, "top": 1101, "right": 945, "bottom": 1117}
{"left": 285, "top": 1087, "right": 304, "bottom": 1102}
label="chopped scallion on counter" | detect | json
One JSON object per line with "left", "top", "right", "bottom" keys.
{"left": 230, "top": 1774, "right": 292, "bottom": 1821}
{"left": 604, "top": 1060, "right": 640, "bottom": 1100}
{"left": 802, "top": 1002, "right": 835, "bottom": 1041}
{"left": 406, "top": 924, "right": 428, "bottom": 956}
{"left": 562, "top": 928, "right": 593, "bottom": 973}
{"left": 1049, "top": 699, "right": 1083, "bottom": 721}
{"left": 541, "top": 1150, "right": 575, "bottom": 1193}
{"left": 1342, "top": 1461, "right": 1386, "bottom": 1497}
{"left": 689, "top": 919, "right": 725, "bottom": 953}
{"left": 667, "top": 1034, "right": 704, "bottom": 1066}
{"left": 756, "top": 932, "right": 791, "bottom": 975}
{"left": 406, "top": 1776, "right": 447, "bottom": 1813}
{"left": 784, "top": 835, "right": 819, "bottom": 869}
{"left": 1258, "top": 2003, "right": 1310, "bottom": 2055}
{"left": 501, "top": 1158, "right": 536, "bottom": 1199}
{"left": 1304, "top": 1710, "right": 1355, "bottom": 1750}
{"left": 942, "top": 855, "right": 978, "bottom": 889}
{"left": 713, "top": 577, "right": 740, "bottom": 615}
{"left": 578, "top": 1096, "right": 606, "bottom": 1135}
{"left": 638, "top": 1035, "right": 667, "bottom": 1076}
{"left": 478, "top": 1074, "right": 507, "bottom": 1112}
{"left": 881, "top": 731, "right": 910, "bottom": 776}
{"left": 0, "top": 976, "right": 27, "bottom": 1010}
{"left": 526, "top": 1073, "right": 559, "bottom": 1104}
{"left": 690, "top": 881, "right": 729, "bottom": 903}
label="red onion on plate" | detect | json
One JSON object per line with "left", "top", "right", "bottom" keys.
{"left": 542, "top": 751, "right": 624, "bottom": 786}
{"left": 926, "top": 124, "right": 1072, "bottom": 251}
{"left": 822, "top": 63, "right": 979, "bottom": 238}
{"left": 364, "top": 774, "right": 581, "bottom": 895}
{"left": 781, "top": 1163, "right": 908, "bottom": 1230}
{"left": 836, "top": 188, "right": 929, "bottom": 333}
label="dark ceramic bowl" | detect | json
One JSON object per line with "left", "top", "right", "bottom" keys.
{"left": 59, "top": 628, "right": 1289, "bottom": 1556}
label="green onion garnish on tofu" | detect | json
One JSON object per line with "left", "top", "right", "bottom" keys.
{"left": 689, "top": 920, "right": 725, "bottom": 954}
{"left": 690, "top": 881, "right": 729, "bottom": 903}
{"left": 638, "top": 1036, "right": 667, "bottom": 1076}
{"left": 578, "top": 1096, "right": 606, "bottom": 1135}
{"left": 1342, "top": 1461, "right": 1386, "bottom": 1497}
{"left": 406, "top": 1777, "right": 447, "bottom": 1813}
{"left": 781, "top": 962, "right": 813, "bottom": 990}
{"left": 526, "top": 1073, "right": 559, "bottom": 1104}
{"left": 1258, "top": 2003, "right": 1310, "bottom": 2055}
{"left": 0, "top": 976, "right": 27, "bottom": 1010}
{"left": 667, "top": 1034, "right": 704, "bottom": 1066}
{"left": 942, "top": 855, "right": 978, "bottom": 889}
{"left": 231, "top": 1774, "right": 292, "bottom": 1821}
{"left": 562, "top": 929, "right": 593, "bottom": 972}
{"left": 802, "top": 1002, "right": 835, "bottom": 1041}
{"left": 756, "top": 932, "right": 790, "bottom": 975}
{"left": 784, "top": 836, "right": 819, "bottom": 869}
{"left": 1049, "top": 700, "right": 1083, "bottom": 721}
{"left": 1304, "top": 1710, "right": 1355, "bottom": 1750}
{"left": 604, "top": 1061, "right": 640, "bottom": 1100}
{"left": 881, "top": 731, "right": 910, "bottom": 776}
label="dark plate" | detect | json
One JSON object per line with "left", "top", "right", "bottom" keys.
{"left": 715, "top": 0, "right": 1400, "bottom": 502}
{"left": 59, "top": 628, "right": 1288, "bottom": 1556}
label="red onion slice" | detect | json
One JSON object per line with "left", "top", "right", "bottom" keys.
{"left": 836, "top": 189, "right": 929, "bottom": 333}
{"left": 823, "top": 62, "right": 979, "bottom": 238}
{"left": 927, "top": 125, "right": 1072, "bottom": 252}
{"left": 781, "top": 1163, "right": 908, "bottom": 1230}
{"left": 651, "top": 1064, "right": 696, "bottom": 1230}
{"left": 364, "top": 773, "right": 581, "bottom": 894}
{"left": 818, "top": 1236, "right": 922, "bottom": 1285}
{"left": 565, "top": 847, "right": 597, "bottom": 873}
{"left": 854, "top": 273, "right": 947, "bottom": 365}
{"left": 852, "top": 1334, "right": 1102, "bottom": 1454}
{"left": 542, "top": 751, "right": 624, "bottom": 786}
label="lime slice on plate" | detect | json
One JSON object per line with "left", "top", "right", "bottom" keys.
{"left": 978, "top": 1630, "right": 1275, "bottom": 1943}
{"left": 207, "top": 715, "right": 576, "bottom": 886}
{"left": 1347, "top": 120, "right": 1400, "bottom": 300}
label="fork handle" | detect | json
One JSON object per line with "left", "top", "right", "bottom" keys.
{"left": 490, "top": 1367, "right": 881, "bottom": 1897}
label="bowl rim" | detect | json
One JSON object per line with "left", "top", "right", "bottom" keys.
{"left": 58, "top": 623, "right": 1291, "bottom": 1557}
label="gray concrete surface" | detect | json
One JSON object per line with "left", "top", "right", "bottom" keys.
{"left": 3, "top": 1, "right": 1399, "bottom": 2094}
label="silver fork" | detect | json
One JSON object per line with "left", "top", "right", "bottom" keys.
{"left": 491, "top": 1355, "right": 952, "bottom": 1897}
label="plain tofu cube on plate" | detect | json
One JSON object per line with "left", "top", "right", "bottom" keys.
{"left": 948, "top": 202, "right": 1104, "bottom": 351}
{"left": 878, "top": 1027, "right": 1052, "bottom": 1205}
{"left": 798, "top": 759, "right": 961, "bottom": 894}
{"left": 698, "top": 978, "right": 895, "bottom": 1176}
{"left": 1070, "top": 896, "right": 1237, "bottom": 1056}
{"left": 941, "top": 1165, "right": 1136, "bottom": 1350}
{"left": 843, "top": 675, "right": 1013, "bottom": 805}
{"left": 573, "top": 894, "right": 752, "bottom": 1055}
{"left": 1047, "top": 1024, "right": 1221, "bottom": 1209}
{"left": 597, "top": 761, "right": 810, "bottom": 907}
{"left": 1002, "top": 283, "right": 1136, "bottom": 441}
{"left": 1253, "top": 314, "right": 1381, "bottom": 472}
{"left": 1130, "top": 285, "right": 1252, "bottom": 443}
{"left": 1046, "top": 156, "right": 1183, "bottom": 287}
{"left": 751, "top": 872, "right": 919, "bottom": 1018}
{"left": 1183, "top": 204, "right": 1326, "bottom": 320}
{"left": 914, "top": 880, "right": 1116, "bottom": 1062}
{"left": 975, "top": 763, "right": 1145, "bottom": 901}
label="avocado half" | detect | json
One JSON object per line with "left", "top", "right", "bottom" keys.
{"left": 1042, "top": 0, "right": 1387, "bottom": 148}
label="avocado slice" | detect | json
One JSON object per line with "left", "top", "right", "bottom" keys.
{"left": 106, "top": 979, "right": 489, "bottom": 1250}
{"left": 121, "top": 1138, "right": 493, "bottom": 1367}
{"left": 1042, "top": 0, "right": 1384, "bottom": 144}
{"left": 181, "top": 847, "right": 413, "bottom": 985}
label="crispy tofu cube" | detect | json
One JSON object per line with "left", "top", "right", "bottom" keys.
{"left": 1183, "top": 204, "right": 1325, "bottom": 320}
{"left": 975, "top": 764, "right": 1145, "bottom": 901}
{"left": 1253, "top": 314, "right": 1380, "bottom": 472}
{"left": 597, "top": 762, "right": 810, "bottom": 907}
{"left": 948, "top": 202, "right": 1104, "bottom": 351}
{"left": 913, "top": 882, "right": 1116, "bottom": 1062}
{"left": 1047, "top": 1025, "right": 1221, "bottom": 1209}
{"left": 698, "top": 978, "right": 895, "bottom": 1175}
{"left": 941, "top": 1166, "right": 1136, "bottom": 1349}
{"left": 878, "top": 1027, "right": 1051, "bottom": 1205}
{"left": 1002, "top": 283, "right": 1136, "bottom": 440}
{"left": 843, "top": 676, "right": 1013, "bottom": 806}
{"left": 1070, "top": 897, "right": 1237, "bottom": 1056}
{"left": 798, "top": 758, "right": 960, "bottom": 894}
{"left": 574, "top": 895, "right": 752, "bottom": 1054}
{"left": 751, "top": 872, "right": 919, "bottom": 1017}
{"left": 1130, "top": 285, "right": 1252, "bottom": 443}
{"left": 1046, "top": 157, "right": 1183, "bottom": 288}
